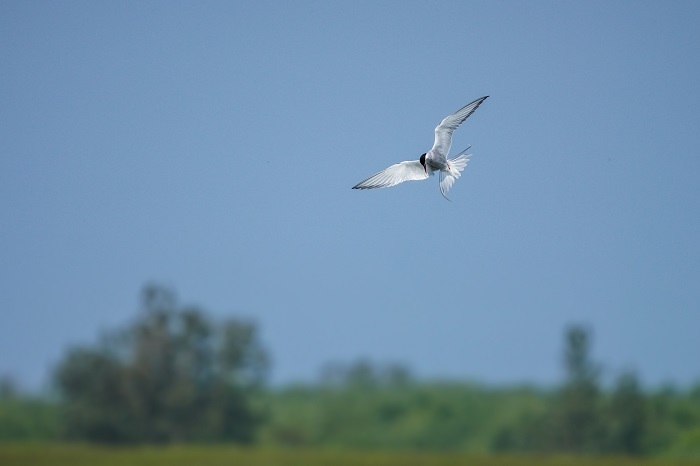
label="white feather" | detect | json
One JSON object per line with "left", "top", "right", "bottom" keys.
{"left": 431, "top": 96, "right": 488, "bottom": 158}
{"left": 439, "top": 150, "right": 471, "bottom": 200}
{"left": 352, "top": 160, "right": 428, "bottom": 189}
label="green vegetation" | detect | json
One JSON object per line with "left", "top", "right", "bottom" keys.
{"left": 1, "top": 444, "right": 700, "bottom": 466}
{"left": 259, "top": 365, "right": 700, "bottom": 457}
{"left": 1, "top": 285, "right": 699, "bottom": 461}
{"left": 0, "top": 396, "right": 60, "bottom": 441}
{"left": 52, "top": 284, "right": 269, "bottom": 443}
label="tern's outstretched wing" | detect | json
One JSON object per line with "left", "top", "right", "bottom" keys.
{"left": 352, "top": 160, "right": 428, "bottom": 190}
{"left": 431, "top": 96, "right": 488, "bottom": 157}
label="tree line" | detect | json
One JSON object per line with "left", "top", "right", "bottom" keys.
{"left": 261, "top": 332, "right": 699, "bottom": 456}
{"left": 0, "top": 285, "right": 698, "bottom": 457}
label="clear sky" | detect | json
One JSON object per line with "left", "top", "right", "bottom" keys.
{"left": 2, "top": 1, "right": 699, "bottom": 390}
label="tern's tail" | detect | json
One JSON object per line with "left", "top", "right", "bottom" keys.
{"left": 439, "top": 147, "right": 472, "bottom": 200}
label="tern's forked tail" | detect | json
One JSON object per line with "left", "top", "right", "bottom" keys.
{"left": 439, "top": 147, "right": 472, "bottom": 201}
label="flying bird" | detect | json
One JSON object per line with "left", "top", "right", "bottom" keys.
{"left": 352, "top": 96, "right": 488, "bottom": 200}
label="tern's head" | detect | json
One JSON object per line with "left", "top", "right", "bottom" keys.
{"left": 419, "top": 153, "right": 427, "bottom": 173}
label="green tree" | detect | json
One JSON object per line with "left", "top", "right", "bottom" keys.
{"left": 550, "top": 324, "right": 602, "bottom": 453}
{"left": 605, "top": 371, "right": 646, "bottom": 455}
{"left": 54, "top": 284, "right": 268, "bottom": 444}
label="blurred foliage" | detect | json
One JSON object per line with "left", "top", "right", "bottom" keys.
{"left": 260, "top": 326, "right": 700, "bottom": 457}
{"left": 548, "top": 325, "right": 604, "bottom": 453}
{"left": 0, "top": 393, "right": 60, "bottom": 441}
{"left": 1, "top": 286, "right": 699, "bottom": 460}
{"left": 52, "top": 284, "right": 269, "bottom": 444}
{"left": 261, "top": 371, "right": 549, "bottom": 452}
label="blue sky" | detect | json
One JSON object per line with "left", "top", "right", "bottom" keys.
{"left": 1, "top": 1, "right": 699, "bottom": 390}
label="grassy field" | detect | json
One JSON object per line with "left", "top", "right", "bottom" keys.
{"left": 1, "top": 444, "right": 699, "bottom": 466}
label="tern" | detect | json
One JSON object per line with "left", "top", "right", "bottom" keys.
{"left": 352, "top": 96, "right": 488, "bottom": 200}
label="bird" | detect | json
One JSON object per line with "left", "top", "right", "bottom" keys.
{"left": 352, "top": 96, "right": 488, "bottom": 200}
